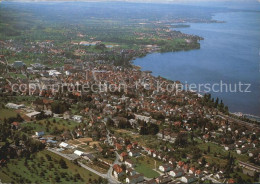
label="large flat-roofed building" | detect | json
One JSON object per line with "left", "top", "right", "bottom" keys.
{"left": 26, "top": 111, "right": 41, "bottom": 119}
{"left": 6, "top": 103, "right": 25, "bottom": 109}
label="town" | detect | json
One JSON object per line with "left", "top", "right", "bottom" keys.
{"left": 0, "top": 1, "right": 260, "bottom": 184}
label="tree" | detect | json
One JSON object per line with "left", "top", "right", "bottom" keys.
{"left": 59, "top": 158, "right": 67, "bottom": 169}
{"left": 215, "top": 98, "right": 219, "bottom": 108}
{"left": 55, "top": 175, "right": 60, "bottom": 182}
{"left": 140, "top": 125, "right": 147, "bottom": 135}
{"left": 45, "top": 154, "right": 52, "bottom": 161}
{"left": 201, "top": 157, "right": 206, "bottom": 166}
{"left": 148, "top": 124, "right": 159, "bottom": 135}
{"left": 174, "top": 133, "right": 188, "bottom": 147}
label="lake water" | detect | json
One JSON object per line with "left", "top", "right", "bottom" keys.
{"left": 134, "top": 11, "right": 260, "bottom": 116}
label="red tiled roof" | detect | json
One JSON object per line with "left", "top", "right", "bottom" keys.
{"left": 120, "top": 152, "right": 128, "bottom": 157}
{"left": 12, "top": 122, "right": 20, "bottom": 126}
{"left": 178, "top": 161, "right": 184, "bottom": 167}
{"left": 113, "top": 164, "right": 123, "bottom": 173}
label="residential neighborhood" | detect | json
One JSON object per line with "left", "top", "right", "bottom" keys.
{"left": 0, "top": 1, "right": 260, "bottom": 184}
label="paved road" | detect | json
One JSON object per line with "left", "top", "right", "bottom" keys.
{"left": 78, "top": 162, "right": 107, "bottom": 178}
{"left": 47, "top": 148, "right": 79, "bottom": 161}
{"left": 106, "top": 129, "right": 121, "bottom": 184}
{"left": 204, "top": 175, "right": 221, "bottom": 183}
{"left": 47, "top": 148, "right": 120, "bottom": 183}
{"left": 218, "top": 114, "right": 260, "bottom": 130}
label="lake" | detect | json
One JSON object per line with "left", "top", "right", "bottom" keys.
{"left": 134, "top": 11, "right": 260, "bottom": 116}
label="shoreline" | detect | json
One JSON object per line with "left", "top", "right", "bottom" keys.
{"left": 134, "top": 61, "right": 260, "bottom": 121}
{"left": 132, "top": 12, "right": 260, "bottom": 118}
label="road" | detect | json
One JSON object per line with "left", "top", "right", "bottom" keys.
{"left": 204, "top": 175, "right": 221, "bottom": 183}
{"left": 106, "top": 128, "right": 121, "bottom": 184}
{"left": 218, "top": 113, "right": 260, "bottom": 130}
{"left": 48, "top": 127, "right": 121, "bottom": 184}
{"left": 106, "top": 152, "right": 121, "bottom": 184}
{"left": 47, "top": 148, "right": 79, "bottom": 161}
{"left": 78, "top": 161, "right": 107, "bottom": 178}
{"left": 48, "top": 147, "right": 120, "bottom": 183}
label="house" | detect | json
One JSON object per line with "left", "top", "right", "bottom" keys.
{"left": 115, "top": 143, "right": 123, "bottom": 151}
{"left": 181, "top": 174, "right": 197, "bottom": 183}
{"left": 120, "top": 152, "right": 128, "bottom": 161}
{"left": 169, "top": 168, "right": 184, "bottom": 178}
{"left": 162, "top": 155, "right": 169, "bottom": 162}
{"left": 195, "top": 170, "right": 202, "bottom": 178}
{"left": 157, "top": 153, "right": 164, "bottom": 160}
{"left": 72, "top": 115, "right": 83, "bottom": 122}
{"left": 128, "top": 149, "right": 140, "bottom": 157}
{"left": 159, "top": 163, "right": 173, "bottom": 172}
{"left": 132, "top": 142, "right": 138, "bottom": 148}
{"left": 0, "top": 159, "right": 7, "bottom": 167}
{"left": 84, "top": 153, "right": 96, "bottom": 162}
{"left": 147, "top": 149, "right": 154, "bottom": 156}
{"left": 26, "top": 111, "right": 41, "bottom": 119}
{"left": 177, "top": 161, "right": 184, "bottom": 168}
{"left": 74, "top": 150, "right": 84, "bottom": 156}
{"left": 6, "top": 103, "right": 25, "bottom": 109}
{"left": 127, "top": 144, "right": 133, "bottom": 152}
{"left": 224, "top": 144, "right": 235, "bottom": 151}
{"left": 35, "top": 131, "right": 44, "bottom": 137}
{"left": 182, "top": 164, "right": 189, "bottom": 173}
{"left": 76, "top": 130, "right": 83, "bottom": 138}
{"left": 155, "top": 175, "right": 172, "bottom": 184}
{"left": 215, "top": 172, "right": 224, "bottom": 179}
{"left": 113, "top": 164, "right": 124, "bottom": 179}
{"left": 126, "top": 173, "right": 144, "bottom": 184}
{"left": 189, "top": 167, "right": 196, "bottom": 174}
{"left": 59, "top": 142, "right": 69, "bottom": 148}
{"left": 227, "top": 179, "right": 236, "bottom": 184}
{"left": 63, "top": 111, "right": 71, "bottom": 120}
{"left": 168, "top": 158, "right": 176, "bottom": 165}
{"left": 126, "top": 168, "right": 136, "bottom": 176}
{"left": 12, "top": 122, "right": 20, "bottom": 129}
{"left": 156, "top": 132, "right": 163, "bottom": 139}
{"left": 48, "top": 70, "right": 61, "bottom": 76}
{"left": 125, "top": 159, "right": 135, "bottom": 168}
{"left": 236, "top": 148, "right": 247, "bottom": 154}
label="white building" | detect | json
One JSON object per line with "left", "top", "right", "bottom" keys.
{"left": 59, "top": 142, "right": 69, "bottom": 148}
{"left": 72, "top": 115, "right": 83, "bottom": 122}
{"left": 6, "top": 103, "right": 25, "bottom": 109}
{"left": 35, "top": 131, "right": 44, "bottom": 137}
{"left": 159, "top": 164, "right": 173, "bottom": 172}
{"left": 125, "top": 159, "right": 134, "bottom": 168}
{"left": 169, "top": 168, "right": 184, "bottom": 178}
{"left": 181, "top": 174, "right": 197, "bottom": 183}
{"left": 26, "top": 111, "right": 41, "bottom": 119}
{"left": 48, "top": 70, "right": 61, "bottom": 77}
{"left": 74, "top": 150, "right": 84, "bottom": 156}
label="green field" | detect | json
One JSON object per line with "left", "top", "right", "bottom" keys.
{"left": 0, "top": 108, "right": 18, "bottom": 120}
{"left": 135, "top": 164, "right": 160, "bottom": 178}
{"left": 130, "top": 156, "right": 161, "bottom": 178}
{"left": 0, "top": 150, "right": 102, "bottom": 183}
{"left": 21, "top": 118, "right": 79, "bottom": 135}
{"left": 197, "top": 140, "right": 250, "bottom": 163}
